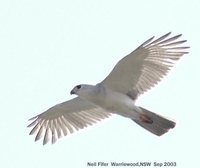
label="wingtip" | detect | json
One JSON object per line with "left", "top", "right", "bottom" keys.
{"left": 166, "top": 32, "right": 172, "bottom": 36}
{"left": 43, "top": 140, "right": 48, "bottom": 145}
{"left": 28, "top": 115, "right": 38, "bottom": 121}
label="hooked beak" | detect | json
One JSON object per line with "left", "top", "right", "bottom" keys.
{"left": 70, "top": 89, "right": 75, "bottom": 95}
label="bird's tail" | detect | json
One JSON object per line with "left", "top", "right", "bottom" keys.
{"left": 133, "top": 107, "right": 176, "bottom": 136}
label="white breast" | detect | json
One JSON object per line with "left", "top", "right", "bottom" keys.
{"left": 95, "top": 86, "right": 142, "bottom": 119}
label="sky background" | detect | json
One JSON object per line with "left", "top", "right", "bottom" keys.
{"left": 0, "top": 0, "right": 199, "bottom": 168}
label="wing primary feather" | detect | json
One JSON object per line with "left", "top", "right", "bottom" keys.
{"left": 28, "top": 115, "right": 38, "bottom": 121}
{"left": 43, "top": 127, "right": 50, "bottom": 145}
{"left": 29, "top": 120, "right": 44, "bottom": 135}
{"left": 156, "top": 34, "right": 182, "bottom": 45}
{"left": 35, "top": 120, "right": 48, "bottom": 141}
{"left": 51, "top": 120, "right": 57, "bottom": 144}
{"left": 146, "top": 32, "right": 171, "bottom": 46}
{"left": 165, "top": 46, "right": 190, "bottom": 50}
{"left": 61, "top": 116, "right": 74, "bottom": 134}
{"left": 138, "top": 36, "right": 155, "bottom": 48}
{"left": 160, "top": 40, "right": 187, "bottom": 47}
{"left": 27, "top": 117, "right": 39, "bottom": 127}
{"left": 57, "top": 117, "right": 68, "bottom": 136}
{"left": 54, "top": 119, "right": 62, "bottom": 139}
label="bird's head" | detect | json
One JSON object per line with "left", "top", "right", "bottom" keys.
{"left": 70, "top": 84, "right": 82, "bottom": 95}
{"left": 70, "top": 84, "right": 96, "bottom": 97}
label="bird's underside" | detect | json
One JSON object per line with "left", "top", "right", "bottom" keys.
{"left": 28, "top": 32, "right": 189, "bottom": 145}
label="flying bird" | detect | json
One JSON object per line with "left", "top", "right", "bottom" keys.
{"left": 28, "top": 32, "right": 189, "bottom": 145}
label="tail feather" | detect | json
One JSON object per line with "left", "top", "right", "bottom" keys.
{"left": 133, "top": 107, "right": 176, "bottom": 136}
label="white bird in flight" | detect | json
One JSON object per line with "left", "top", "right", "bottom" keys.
{"left": 28, "top": 32, "right": 189, "bottom": 145}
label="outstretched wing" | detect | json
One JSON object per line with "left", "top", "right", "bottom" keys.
{"left": 28, "top": 97, "right": 111, "bottom": 145}
{"left": 101, "top": 32, "right": 189, "bottom": 99}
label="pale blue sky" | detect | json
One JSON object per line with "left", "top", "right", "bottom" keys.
{"left": 0, "top": 0, "right": 199, "bottom": 168}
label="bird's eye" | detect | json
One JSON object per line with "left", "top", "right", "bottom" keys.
{"left": 77, "top": 85, "right": 81, "bottom": 89}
